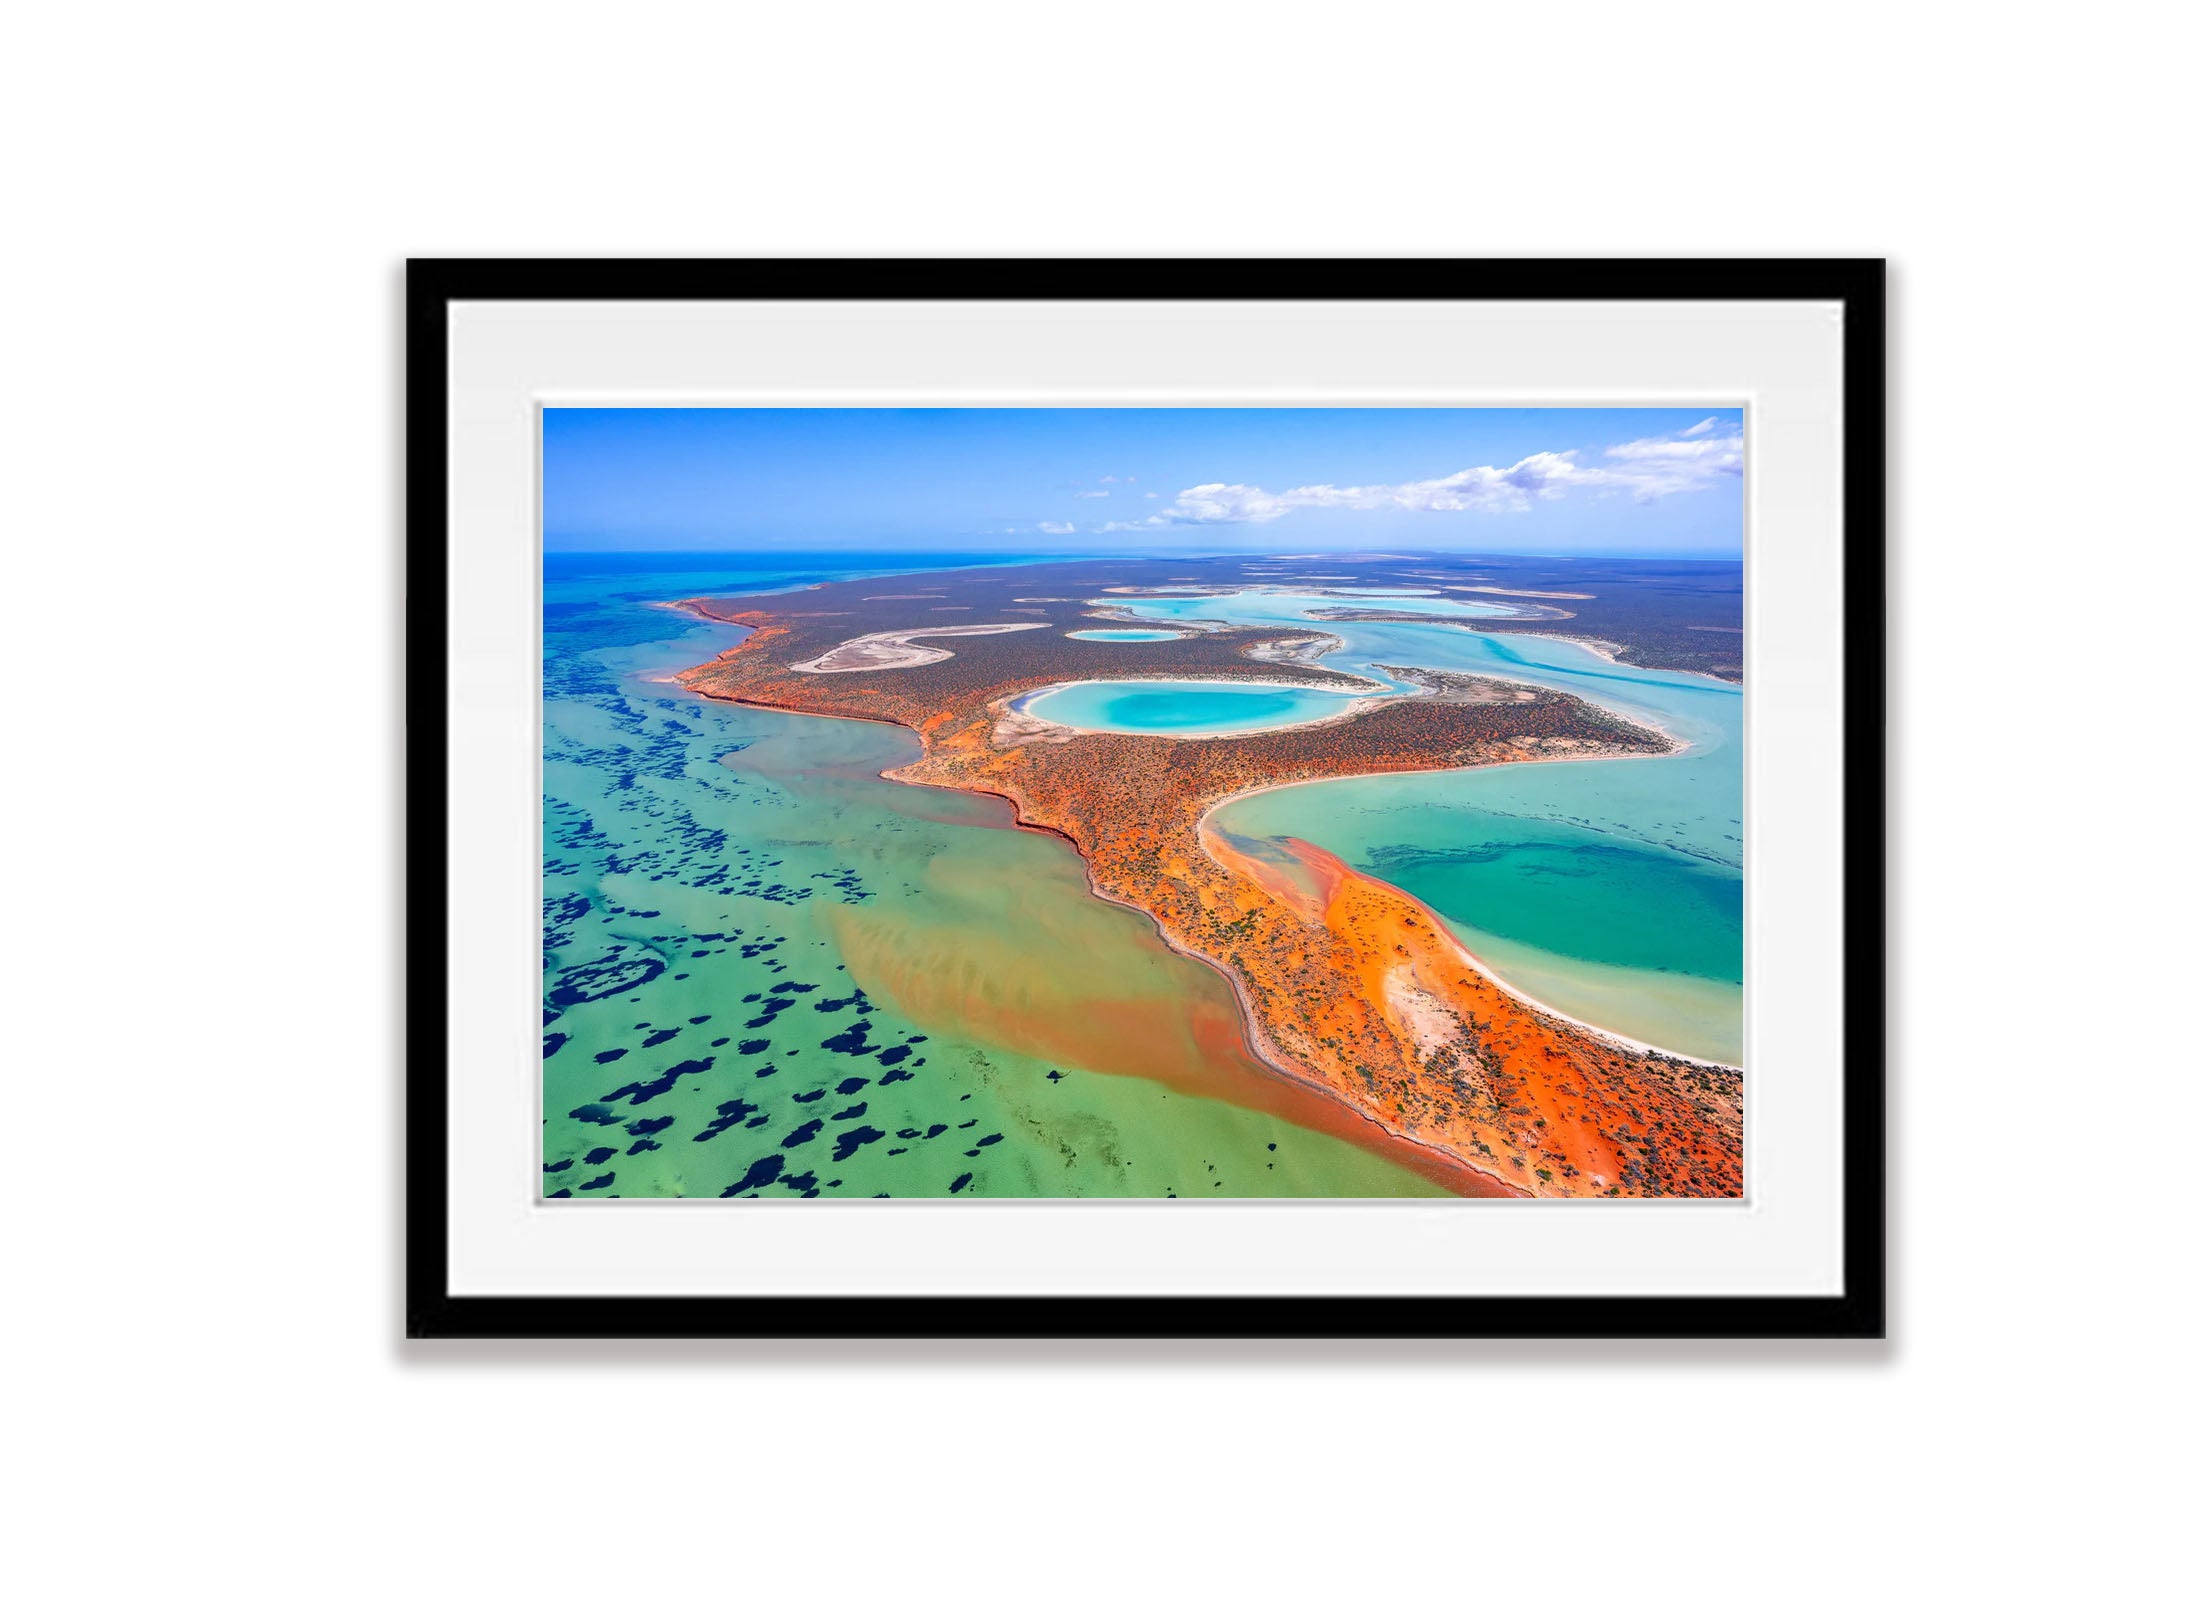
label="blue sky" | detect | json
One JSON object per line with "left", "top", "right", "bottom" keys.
{"left": 543, "top": 407, "right": 1744, "bottom": 557}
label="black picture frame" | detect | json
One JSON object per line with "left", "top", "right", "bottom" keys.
{"left": 406, "top": 258, "right": 1886, "bottom": 1340}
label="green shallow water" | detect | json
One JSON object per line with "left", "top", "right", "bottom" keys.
{"left": 543, "top": 558, "right": 1450, "bottom": 1199}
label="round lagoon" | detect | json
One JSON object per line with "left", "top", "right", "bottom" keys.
{"left": 1020, "top": 678, "right": 1376, "bottom": 736}
{"left": 1065, "top": 628, "right": 1185, "bottom": 643}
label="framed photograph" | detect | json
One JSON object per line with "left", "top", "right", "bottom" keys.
{"left": 408, "top": 259, "right": 1884, "bottom": 1338}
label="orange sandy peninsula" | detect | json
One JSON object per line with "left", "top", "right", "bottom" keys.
{"left": 672, "top": 565, "right": 1743, "bottom": 1199}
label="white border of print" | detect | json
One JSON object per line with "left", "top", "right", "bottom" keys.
{"left": 446, "top": 297, "right": 1841, "bottom": 1297}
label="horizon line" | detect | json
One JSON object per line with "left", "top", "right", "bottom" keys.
{"left": 544, "top": 547, "right": 1746, "bottom": 562}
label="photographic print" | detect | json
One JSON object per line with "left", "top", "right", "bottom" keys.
{"left": 541, "top": 405, "right": 1746, "bottom": 1201}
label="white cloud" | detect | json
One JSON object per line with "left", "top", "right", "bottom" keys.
{"left": 1597, "top": 428, "right": 1746, "bottom": 497}
{"left": 1072, "top": 488, "right": 1110, "bottom": 499}
{"left": 1036, "top": 520, "right": 1076, "bottom": 535}
{"left": 1121, "top": 423, "right": 1740, "bottom": 530}
{"left": 1680, "top": 417, "right": 1716, "bottom": 437}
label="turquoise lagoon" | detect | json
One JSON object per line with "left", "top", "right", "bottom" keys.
{"left": 1064, "top": 628, "right": 1186, "bottom": 643}
{"left": 1020, "top": 677, "right": 1373, "bottom": 736}
{"left": 1102, "top": 588, "right": 1746, "bottom": 1065}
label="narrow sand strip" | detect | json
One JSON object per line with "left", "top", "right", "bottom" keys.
{"left": 1193, "top": 750, "right": 1738, "bottom": 1073}
{"left": 790, "top": 622, "right": 1049, "bottom": 673}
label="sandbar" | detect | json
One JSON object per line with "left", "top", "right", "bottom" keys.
{"left": 790, "top": 622, "right": 1050, "bottom": 673}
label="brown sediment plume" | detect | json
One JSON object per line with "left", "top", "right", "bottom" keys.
{"left": 669, "top": 561, "right": 1743, "bottom": 1197}
{"left": 819, "top": 895, "right": 1512, "bottom": 1198}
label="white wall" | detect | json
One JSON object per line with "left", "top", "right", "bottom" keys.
{"left": 9, "top": 3, "right": 2187, "bottom": 1594}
